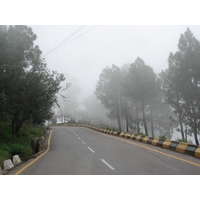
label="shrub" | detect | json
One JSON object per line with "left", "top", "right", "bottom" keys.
{"left": 175, "top": 138, "right": 188, "bottom": 143}
{"left": 0, "top": 122, "right": 46, "bottom": 163}
{"left": 138, "top": 133, "right": 145, "bottom": 136}
{"left": 0, "top": 150, "right": 10, "bottom": 168}
{"left": 159, "top": 134, "right": 167, "bottom": 139}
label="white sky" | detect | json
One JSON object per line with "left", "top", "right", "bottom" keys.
{"left": 29, "top": 25, "right": 200, "bottom": 100}
{"left": 2, "top": 0, "right": 200, "bottom": 101}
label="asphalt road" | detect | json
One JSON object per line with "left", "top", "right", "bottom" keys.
{"left": 14, "top": 126, "right": 200, "bottom": 175}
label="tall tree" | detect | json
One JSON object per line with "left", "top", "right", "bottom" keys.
{"left": 159, "top": 67, "right": 186, "bottom": 140}
{"left": 95, "top": 65, "right": 123, "bottom": 132}
{"left": 161, "top": 28, "right": 200, "bottom": 145}
{"left": 125, "top": 57, "right": 158, "bottom": 136}
{"left": 0, "top": 25, "right": 66, "bottom": 134}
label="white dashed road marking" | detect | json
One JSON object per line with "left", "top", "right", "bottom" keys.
{"left": 88, "top": 147, "right": 95, "bottom": 153}
{"left": 101, "top": 159, "right": 115, "bottom": 170}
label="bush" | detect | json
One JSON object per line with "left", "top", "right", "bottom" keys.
{"left": 0, "top": 150, "right": 10, "bottom": 168}
{"left": 175, "top": 138, "right": 187, "bottom": 143}
{"left": 138, "top": 133, "right": 145, "bottom": 136}
{"left": 0, "top": 122, "right": 46, "bottom": 163}
{"left": 159, "top": 134, "right": 167, "bottom": 139}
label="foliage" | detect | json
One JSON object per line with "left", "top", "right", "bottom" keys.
{"left": 138, "top": 133, "right": 145, "bottom": 136}
{"left": 95, "top": 65, "right": 123, "bottom": 132}
{"left": 0, "top": 150, "right": 10, "bottom": 168}
{"left": 159, "top": 134, "right": 167, "bottom": 139}
{"left": 0, "top": 121, "right": 46, "bottom": 167}
{"left": 160, "top": 28, "right": 200, "bottom": 145}
{"left": 124, "top": 57, "right": 159, "bottom": 136}
{"left": 175, "top": 138, "right": 188, "bottom": 143}
{"left": 0, "top": 25, "right": 66, "bottom": 134}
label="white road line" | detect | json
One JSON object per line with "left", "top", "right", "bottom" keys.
{"left": 78, "top": 137, "right": 81, "bottom": 140}
{"left": 88, "top": 147, "right": 95, "bottom": 153}
{"left": 101, "top": 159, "right": 115, "bottom": 170}
{"left": 82, "top": 141, "right": 85, "bottom": 145}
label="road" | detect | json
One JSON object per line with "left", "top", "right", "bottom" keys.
{"left": 14, "top": 126, "right": 200, "bottom": 175}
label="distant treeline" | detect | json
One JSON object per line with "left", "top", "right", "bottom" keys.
{"left": 95, "top": 28, "right": 200, "bottom": 145}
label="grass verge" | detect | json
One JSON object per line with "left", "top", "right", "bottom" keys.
{"left": 0, "top": 121, "right": 46, "bottom": 168}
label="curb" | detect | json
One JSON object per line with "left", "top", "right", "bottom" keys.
{"left": 67, "top": 123, "right": 200, "bottom": 159}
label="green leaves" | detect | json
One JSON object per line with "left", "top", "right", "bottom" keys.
{"left": 160, "top": 28, "right": 200, "bottom": 145}
{"left": 0, "top": 25, "right": 66, "bottom": 134}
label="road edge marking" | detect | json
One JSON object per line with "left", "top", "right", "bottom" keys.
{"left": 14, "top": 128, "right": 54, "bottom": 175}
{"left": 82, "top": 127, "right": 200, "bottom": 167}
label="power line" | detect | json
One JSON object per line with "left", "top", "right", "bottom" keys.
{"left": 57, "top": 25, "right": 98, "bottom": 48}
{"left": 43, "top": 25, "right": 85, "bottom": 57}
{"left": 43, "top": 25, "right": 98, "bottom": 57}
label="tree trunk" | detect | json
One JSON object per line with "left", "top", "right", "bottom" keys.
{"left": 176, "top": 97, "right": 185, "bottom": 141}
{"left": 124, "top": 99, "right": 129, "bottom": 132}
{"left": 117, "top": 87, "right": 122, "bottom": 132}
{"left": 141, "top": 97, "right": 148, "bottom": 136}
{"left": 190, "top": 99, "right": 199, "bottom": 145}
{"left": 178, "top": 113, "right": 185, "bottom": 141}
{"left": 116, "top": 107, "right": 122, "bottom": 133}
{"left": 135, "top": 101, "right": 140, "bottom": 134}
{"left": 117, "top": 114, "right": 122, "bottom": 133}
{"left": 12, "top": 114, "right": 25, "bottom": 135}
{"left": 150, "top": 104, "right": 154, "bottom": 138}
{"left": 125, "top": 111, "right": 129, "bottom": 132}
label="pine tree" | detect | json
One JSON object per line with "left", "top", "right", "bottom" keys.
{"left": 161, "top": 28, "right": 200, "bottom": 145}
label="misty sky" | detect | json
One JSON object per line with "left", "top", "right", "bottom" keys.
{"left": 29, "top": 25, "right": 200, "bottom": 100}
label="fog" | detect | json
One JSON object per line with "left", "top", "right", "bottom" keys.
{"left": 30, "top": 25, "right": 200, "bottom": 99}
{"left": 28, "top": 25, "right": 200, "bottom": 144}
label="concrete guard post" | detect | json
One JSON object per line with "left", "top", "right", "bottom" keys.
{"left": 176, "top": 142, "right": 188, "bottom": 154}
{"left": 139, "top": 135, "right": 145, "bottom": 142}
{"left": 185, "top": 144, "right": 198, "bottom": 157}
{"left": 119, "top": 132, "right": 124, "bottom": 137}
{"left": 13, "top": 155, "right": 22, "bottom": 166}
{"left": 136, "top": 135, "right": 142, "bottom": 141}
{"left": 143, "top": 136, "right": 150, "bottom": 143}
{"left": 130, "top": 134, "right": 136, "bottom": 140}
{"left": 146, "top": 137, "right": 154, "bottom": 144}
{"left": 113, "top": 131, "right": 117, "bottom": 136}
{"left": 124, "top": 133, "right": 130, "bottom": 138}
{"left": 169, "top": 141, "right": 179, "bottom": 151}
{"left": 195, "top": 146, "right": 200, "bottom": 158}
{"left": 156, "top": 139, "right": 166, "bottom": 147}
{"left": 162, "top": 140, "right": 172, "bottom": 149}
{"left": 152, "top": 138, "right": 160, "bottom": 146}
{"left": 4, "top": 159, "right": 14, "bottom": 170}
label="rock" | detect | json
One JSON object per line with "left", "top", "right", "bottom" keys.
{"left": 13, "top": 155, "right": 21, "bottom": 166}
{"left": 0, "top": 166, "right": 3, "bottom": 175}
{"left": 4, "top": 159, "right": 14, "bottom": 170}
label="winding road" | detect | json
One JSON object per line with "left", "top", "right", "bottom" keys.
{"left": 13, "top": 126, "right": 200, "bottom": 175}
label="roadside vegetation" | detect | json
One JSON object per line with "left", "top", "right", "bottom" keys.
{"left": 0, "top": 120, "right": 46, "bottom": 168}
{"left": 94, "top": 28, "right": 200, "bottom": 145}
{"left": 0, "top": 25, "right": 67, "bottom": 167}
